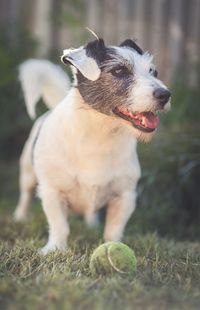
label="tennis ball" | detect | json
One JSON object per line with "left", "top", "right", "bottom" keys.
{"left": 90, "top": 241, "right": 137, "bottom": 276}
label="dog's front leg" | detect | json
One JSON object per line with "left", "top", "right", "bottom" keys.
{"left": 84, "top": 212, "right": 100, "bottom": 228}
{"left": 39, "top": 186, "right": 69, "bottom": 254}
{"left": 104, "top": 190, "right": 136, "bottom": 242}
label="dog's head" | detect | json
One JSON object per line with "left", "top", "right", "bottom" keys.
{"left": 61, "top": 38, "right": 171, "bottom": 141}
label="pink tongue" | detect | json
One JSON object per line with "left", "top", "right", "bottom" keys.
{"left": 144, "top": 113, "right": 159, "bottom": 129}
{"left": 118, "top": 107, "right": 159, "bottom": 129}
{"left": 135, "top": 112, "right": 159, "bottom": 129}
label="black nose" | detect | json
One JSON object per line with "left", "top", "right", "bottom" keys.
{"left": 153, "top": 88, "right": 171, "bottom": 106}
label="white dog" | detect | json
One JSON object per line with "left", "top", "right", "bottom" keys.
{"left": 14, "top": 39, "right": 171, "bottom": 254}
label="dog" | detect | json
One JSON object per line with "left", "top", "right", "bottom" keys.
{"left": 14, "top": 38, "right": 171, "bottom": 254}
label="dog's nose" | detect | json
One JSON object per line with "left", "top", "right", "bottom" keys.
{"left": 153, "top": 88, "right": 171, "bottom": 106}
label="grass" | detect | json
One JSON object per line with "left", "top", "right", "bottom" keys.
{"left": 0, "top": 208, "right": 200, "bottom": 310}
{"left": 0, "top": 211, "right": 200, "bottom": 309}
{"left": 1, "top": 111, "right": 200, "bottom": 309}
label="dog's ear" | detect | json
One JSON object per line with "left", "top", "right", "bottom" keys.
{"left": 85, "top": 38, "right": 106, "bottom": 62}
{"left": 120, "top": 39, "right": 143, "bottom": 55}
{"left": 61, "top": 43, "right": 102, "bottom": 81}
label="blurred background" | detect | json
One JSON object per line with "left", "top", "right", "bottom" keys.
{"left": 0, "top": 0, "right": 200, "bottom": 239}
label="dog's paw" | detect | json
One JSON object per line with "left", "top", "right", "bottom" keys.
{"left": 40, "top": 245, "right": 56, "bottom": 255}
{"left": 40, "top": 242, "right": 67, "bottom": 255}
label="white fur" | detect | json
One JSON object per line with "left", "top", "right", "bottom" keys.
{"left": 114, "top": 47, "right": 171, "bottom": 113}
{"left": 19, "top": 59, "right": 70, "bottom": 118}
{"left": 62, "top": 47, "right": 101, "bottom": 81}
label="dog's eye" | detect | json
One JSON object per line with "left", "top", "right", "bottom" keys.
{"left": 111, "top": 66, "right": 129, "bottom": 78}
{"left": 149, "top": 67, "right": 158, "bottom": 77}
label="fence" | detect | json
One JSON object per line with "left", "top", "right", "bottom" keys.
{"left": 0, "top": 0, "right": 200, "bottom": 86}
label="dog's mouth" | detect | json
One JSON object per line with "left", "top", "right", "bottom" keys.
{"left": 113, "top": 106, "right": 159, "bottom": 133}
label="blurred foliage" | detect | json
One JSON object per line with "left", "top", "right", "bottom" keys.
{"left": 0, "top": 28, "right": 37, "bottom": 160}
{"left": 51, "top": 0, "right": 87, "bottom": 54}
{"left": 161, "top": 76, "right": 200, "bottom": 125}
{"left": 136, "top": 125, "right": 200, "bottom": 240}
{"left": 57, "top": 0, "right": 85, "bottom": 28}
{"left": 134, "top": 77, "right": 200, "bottom": 239}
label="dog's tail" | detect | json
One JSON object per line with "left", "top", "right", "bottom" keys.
{"left": 19, "top": 59, "right": 71, "bottom": 119}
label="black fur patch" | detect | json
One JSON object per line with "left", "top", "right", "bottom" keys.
{"left": 120, "top": 39, "right": 143, "bottom": 55}
{"left": 77, "top": 60, "right": 133, "bottom": 116}
{"left": 85, "top": 39, "right": 107, "bottom": 64}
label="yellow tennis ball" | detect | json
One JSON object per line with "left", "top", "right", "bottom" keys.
{"left": 90, "top": 241, "right": 137, "bottom": 276}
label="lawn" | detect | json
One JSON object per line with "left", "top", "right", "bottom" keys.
{"left": 0, "top": 124, "right": 200, "bottom": 310}
{"left": 0, "top": 207, "right": 200, "bottom": 309}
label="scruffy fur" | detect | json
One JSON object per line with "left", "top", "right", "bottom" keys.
{"left": 14, "top": 39, "right": 170, "bottom": 254}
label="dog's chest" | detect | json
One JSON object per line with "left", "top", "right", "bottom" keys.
{"left": 36, "top": 104, "right": 140, "bottom": 213}
{"left": 63, "top": 172, "right": 133, "bottom": 214}
{"left": 60, "top": 142, "right": 138, "bottom": 213}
